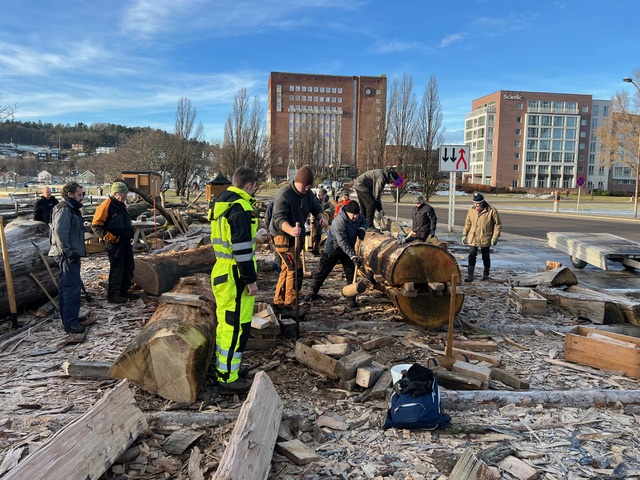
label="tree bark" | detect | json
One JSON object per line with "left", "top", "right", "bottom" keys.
{"left": 537, "top": 286, "right": 626, "bottom": 325}
{"left": 0, "top": 220, "right": 58, "bottom": 316}
{"left": 108, "top": 274, "right": 216, "bottom": 403}
{"left": 441, "top": 389, "right": 640, "bottom": 411}
{"left": 515, "top": 266, "right": 577, "bottom": 288}
{"left": 133, "top": 245, "right": 215, "bottom": 295}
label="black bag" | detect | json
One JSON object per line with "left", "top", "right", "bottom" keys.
{"left": 383, "top": 364, "right": 451, "bottom": 431}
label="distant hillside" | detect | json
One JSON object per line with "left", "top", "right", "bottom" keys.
{"left": 0, "top": 120, "right": 152, "bottom": 151}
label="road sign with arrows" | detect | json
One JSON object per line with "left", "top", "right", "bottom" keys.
{"left": 439, "top": 145, "right": 470, "bottom": 172}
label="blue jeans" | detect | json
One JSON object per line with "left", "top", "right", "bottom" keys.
{"left": 55, "top": 256, "right": 82, "bottom": 329}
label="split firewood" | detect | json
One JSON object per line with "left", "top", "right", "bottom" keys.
{"left": 212, "top": 372, "right": 283, "bottom": 480}
{"left": 449, "top": 448, "right": 499, "bottom": 480}
{"left": 3, "top": 380, "right": 146, "bottom": 480}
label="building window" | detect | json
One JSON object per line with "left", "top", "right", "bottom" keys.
{"left": 320, "top": 97, "right": 324, "bottom": 102}
{"left": 582, "top": 106, "right": 589, "bottom": 112}
{"left": 528, "top": 115, "right": 539, "bottom": 126}
{"left": 289, "top": 95, "right": 294, "bottom": 100}
{"left": 338, "top": 88, "right": 342, "bottom": 94}
{"left": 289, "top": 85, "right": 294, "bottom": 91}
{"left": 579, "top": 143, "right": 585, "bottom": 150}
{"left": 581, "top": 119, "right": 587, "bottom": 126}
{"left": 302, "top": 96, "right": 306, "bottom": 101}
{"left": 513, "top": 164, "right": 519, "bottom": 171}
{"left": 338, "top": 98, "right": 342, "bottom": 103}
{"left": 320, "top": 87, "right": 324, "bottom": 93}
{"left": 515, "top": 141, "right": 521, "bottom": 147}
{"left": 603, "top": 106, "right": 609, "bottom": 116}
{"left": 514, "top": 153, "right": 520, "bottom": 159}
{"left": 515, "top": 129, "right": 521, "bottom": 135}
{"left": 295, "top": 86, "right": 300, "bottom": 91}
{"left": 516, "top": 102, "right": 523, "bottom": 109}
{"left": 580, "top": 131, "right": 586, "bottom": 137}
{"left": 516, "top": 117, "right": 522, "bottom": 123}
{"left": 332, "top": 88, "right": 337, "bottom": 93}
{"left": 301, "top": 86, "right": 306, "bottom": 92}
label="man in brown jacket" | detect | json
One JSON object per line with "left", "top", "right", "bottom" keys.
{"left": 461, "top": 193, "right": 502, "bottom": 282}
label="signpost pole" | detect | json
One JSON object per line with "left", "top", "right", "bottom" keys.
{"left": 448, "top": 172, "right": 456, "bottom": 232}
{"left": 395, "top": 186, "right": 399, "bottom": 222}
{"left": 577, "top": 186, "right": 581, "bottom": 213}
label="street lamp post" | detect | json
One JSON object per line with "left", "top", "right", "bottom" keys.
{"left": 623, "top": 77, "right": 640, "bottom": 219}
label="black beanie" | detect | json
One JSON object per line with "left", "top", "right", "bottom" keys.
{"left": 344, "top": 200, "right": 360, "bottom": 214}
{"left": 294, "top": 166, "right": 314, "bottom": 187}
{"left": 473, "top": 193, "right": 485, "bottom": 203}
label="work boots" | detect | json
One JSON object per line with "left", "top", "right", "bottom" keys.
{"left": 464, "top": 266, "right": 475, "bottom": 283}
{"left": 108, "top": 293, "right": 129, "bottom": 304}
{"left": 482, "top": 268, "right": 490, "bottom": 281}
{"left": 218, "top": 377, "right": 253, "bottom": 395}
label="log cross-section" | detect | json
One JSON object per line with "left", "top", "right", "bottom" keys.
{"left": 109, "top": 274, "right": 215, "bottom": 403}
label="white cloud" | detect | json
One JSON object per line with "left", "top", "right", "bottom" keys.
{"left": 373, "top": 39, "right": 422, "bottom": 54}
{"left": 440, "top": 34, "right": 464, "bottom": 48}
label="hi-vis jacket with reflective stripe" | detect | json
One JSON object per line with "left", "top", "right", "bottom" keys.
{"left": 209, "top": 186, "right": 258, "bottom": 285}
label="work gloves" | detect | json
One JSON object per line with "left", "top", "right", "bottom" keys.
{"left": 396, "top": 235, "right": 407, "bottom": 245}
{"left": 67, "top": 253, "right": 80, "bottom": 264}
{"left": 428, "top": 231, "right": 436, "bottom": 239}
{"left": 491, "top": 238, "right": 498, "bottom": 246}
{"left": 357, "top": 227, "right": 366, "bottom": 241}
{"left": 350, "top": 256, "right": 360, "bottom": 267}
{"left": 461, "top": 235, "right": 467, "bottom": 245}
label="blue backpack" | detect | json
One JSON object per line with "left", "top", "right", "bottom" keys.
{"left": 383, "top": 364, "right": 451, "bottom": 431}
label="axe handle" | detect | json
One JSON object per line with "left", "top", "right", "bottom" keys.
{"left": 29, "top": 272, "right": 59, "bottom": 310}
{"left": 38, "top": 250, "right": 58, "bottom": 288}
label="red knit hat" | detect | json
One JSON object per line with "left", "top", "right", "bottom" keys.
{"left": 294, "top": 166, "right": 314, "bottom": 187}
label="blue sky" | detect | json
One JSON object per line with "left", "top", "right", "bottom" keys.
{"left": 2, "top": 0, "right": 639, "bottom": 145}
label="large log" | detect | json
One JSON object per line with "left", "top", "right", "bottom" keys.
{"left": 441, "top": 389, "right": 640, "bottom": 411}
{"left": 3, "top": 380, "right": 147, "bottom": 480}
{"left": 359, "top": 232, "right": 463, "bottom": 329}
{"left": 109, "top": 274, "right": 216, "bottom": 403}
{"left": 133, "top": 245, "right": 215, "bottom": 295}
{"left": 0, "top": 219, "right": 58, "bottom": 316}
{"left": 515, "top": 266, "right": 577, "bottom": 288}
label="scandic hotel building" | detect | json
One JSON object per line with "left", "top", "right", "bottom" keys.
{"left": 267, "top": 72, "right": 387, "bottom": 180}
{"left": 464, "top": 91, "right": 613, "bottom": 192}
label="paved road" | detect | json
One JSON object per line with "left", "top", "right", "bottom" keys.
{"left": 382, "top": 202, "right": 640, "bottom": 243}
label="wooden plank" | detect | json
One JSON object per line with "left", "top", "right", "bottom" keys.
{"left": 432, "top": 366, "right": 484, "bottom": 390}
{"left": 275, "top": 439, "right": 319, "bottom": 465}
{"left": 312, "top": 343, "right": 353, "bottom": 358}
{"left": 430, "top": 346, "right": 501, "bottom": 366}
{"left": 490, "top": 368, "right": 530, "bottom": 390}
{"left": 4, "top": 380, "right": 147, "bottom": 480}
{"left": 212, "top": 371, "right": 283, "bottom": 480}
{"left": 62, "top": 360, "right": 113, "bottom": 379}
{"left": 453, "top": 340, "right": 498, "bottom": 352}
{"left": 452, "top": 360, "right": 491, "bottom": 389}
{"left": 334, "top": 349, "right": 374, "bottom": 380}
{"left": 361, "top": 335, "right": 396, "bottom": 351}
{"left": 251, "top": 316, "right": 272, "bottom": 330}
{"left": 294, "top": 342, "right": 339, "bottom": 379}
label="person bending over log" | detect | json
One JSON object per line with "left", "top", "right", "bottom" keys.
{"left": 304, "top": 201, "right": 367, "bottom": 308}
{"left": 208, "top": 166, "right": 266, "bottom": 395}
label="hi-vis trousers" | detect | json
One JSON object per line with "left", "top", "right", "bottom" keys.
{"left": 211, "top": 261, "right": 255, "bottom": 383}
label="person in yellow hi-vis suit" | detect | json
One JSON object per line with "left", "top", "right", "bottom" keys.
{"left": 209, "top": 166, "right": 263, "bottom": 395}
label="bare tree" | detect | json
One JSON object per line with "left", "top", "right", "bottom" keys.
{"left": 102, "top": 128, "right": 172, "bottom": 187}
{"left": 170, "top": 97, "right": 206, "bottom": 197}
{"left": 386, "top": 73, "right": 417, "bottom": 171}
{"left": 0, "top": 95, "right": 17, "bottom": 122}
{"left": 220, "top": 88, "right": 268, "bottom": 180}
{"left": 359, "top": 105, "right": 387, "bottom": 173}
{"left": 415, "top": 75, "right": 446, "bottom": 198}
{"left": 290, "top": 114, "right": 324, "bottom": 173}
{"left": 595, "top": 90, "right": 640, "bottom": 181}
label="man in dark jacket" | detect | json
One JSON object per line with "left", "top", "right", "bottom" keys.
{"left": 311, "top": 188, "right": 331, "bottom": 255}
{"left": 49, "top": 182, "right": 86, "bottom": 334}
{"left": 269, "top": 166, "right": 328, "bottom": 312}
{"left": 91, "top": 182, "right": 138, "bottom": 304}
{"left": 304, "top": 201, "right": 367, "bottom": 308}
{"left": 34, "top": 186, "right": 59, "bottom": 223}
{"left": 405, "top": 195, "right": 438, "bottom": 242}
{"left": 353, "top": 168, "right": 399, "bottom": 230}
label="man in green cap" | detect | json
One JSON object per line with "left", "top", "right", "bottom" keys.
{"left": 91, "top": 181, "right": 138, "bottom": 303}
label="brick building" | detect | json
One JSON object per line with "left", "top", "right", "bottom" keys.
{"left": 267, "top": 72, "right": 387, "bottom": 181}
{"left": 464, "top": 91, "right": 615, "bottom": 193}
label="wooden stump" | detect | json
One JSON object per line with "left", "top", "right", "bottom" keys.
{"left": 109, "top": 274, "right": 216, "bottom": 403}
{"left": 133, "top": 245, "right": 215, "bottom": 295}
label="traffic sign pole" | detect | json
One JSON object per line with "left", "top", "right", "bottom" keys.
{"left": 576, "top": 176, "right": 586, "bottom": 214}
{"left": 448, "top": 172, "right": 456, "bottom": 232}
